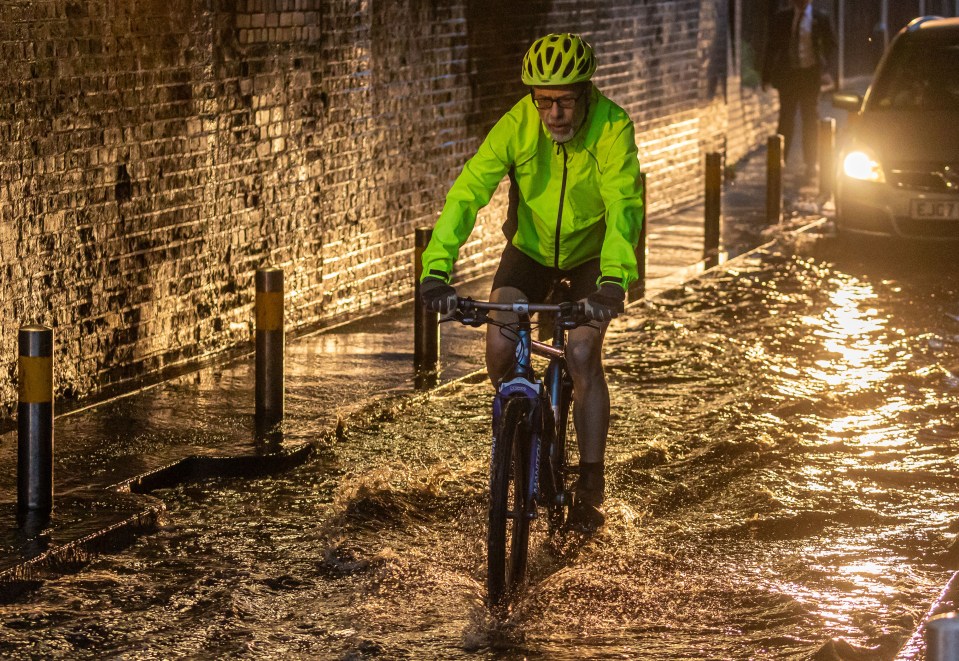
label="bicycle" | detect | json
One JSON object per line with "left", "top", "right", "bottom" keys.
{"left": 448, "top": 297, "right": 590, "bottom": 606}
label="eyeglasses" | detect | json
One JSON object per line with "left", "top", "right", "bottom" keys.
{"left": 531, "top": 90, "right": 586, "bottom": 110}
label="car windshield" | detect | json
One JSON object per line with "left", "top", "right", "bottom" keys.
{"left": 868, "top": 37, "right": 959, "bottom": 111}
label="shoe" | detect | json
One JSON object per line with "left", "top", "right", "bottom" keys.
{"left": 566, "top": 498, "right": 605, "bottom": 534}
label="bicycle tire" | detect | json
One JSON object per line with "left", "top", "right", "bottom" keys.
{"left": 487, "top": 396, "right": 532, "bottom": 606}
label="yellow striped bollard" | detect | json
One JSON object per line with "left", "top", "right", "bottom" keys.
{"left": 818, "top": 117, "right": 836, "bottom": 200}
{"left": 766, "top": 134, "right": 784, "bottom": 225}
{"left": 704, "top": 152, "right": 723, "bottom": 266}
{"left": 18, "top": 325, "right": 54, "bottom": 519}
{"left": 255, "top": 268, "right": 284, "bottom": 429}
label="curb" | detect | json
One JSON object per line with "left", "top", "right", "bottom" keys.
{"left": 0, "top": 492, "right": 163, "bottom": 603}
{"left": 0, "top": 443, "right": 317, "bottom": 600}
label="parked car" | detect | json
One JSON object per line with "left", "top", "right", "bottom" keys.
{"left": 832, "top": 16, "right": 959, "bottom": 240}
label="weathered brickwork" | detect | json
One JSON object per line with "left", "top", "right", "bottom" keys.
{"left": 0, "top": 0, "right": 776, "bottom": 417}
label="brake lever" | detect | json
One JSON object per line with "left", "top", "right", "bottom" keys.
{"left": 557, "top": 301, "right": 590, "bottom": 329}
{"left": 448, "top": 298, "right": 488, "bottom": 327}
{"left": 459, "top": 310, "right": 490, "bottom": 327}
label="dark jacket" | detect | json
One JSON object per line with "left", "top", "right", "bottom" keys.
{"left": 762, "top": 5, "right": 837, "bottom": 89}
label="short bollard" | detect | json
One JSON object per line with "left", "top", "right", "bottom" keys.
{"left": 628, "top": 171, "right": 648, "bottom": 304}
{"left": 926, "top": 612, "right": 959, "bottom": 661}
{"left": 704, "top": 152, "right": 722, "bottom": 265}
{"left": 766, "top": 134, "right": 784, "bottom": 225}
{"left": 18, "top": 325, "right": 54, "bottom": 520}
{"left": 414, "top": 227, "right": 439, "bottom": 388}
{"left": 255, "top": 267, "right": 284, "bottom": 429}
{"left": 818, "top": 117, "right": 836, "bottom": 199}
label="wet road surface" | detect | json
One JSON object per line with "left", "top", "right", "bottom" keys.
{"left": 1, "top": 232, "right": 958, "bottom": 659}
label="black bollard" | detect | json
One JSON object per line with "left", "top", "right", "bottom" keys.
{"left": 414, "top": 228, "right": 439, "bottom": 387}
{"left": 766, "top": 134, "right": 784, "bottom": 224}
{"left": 18, "top": 325, "right": 54, "bottom": 520}
{"left": 628, "top": 172, "right": 648, "bottom": 304}
{"left": 818, "top": 117, "right": 836, "bottom": 199}
{"left": 255, "top": 267, "right": 284, "bottom": 429}
{"left": 704, "top": 152, "right": 723, "bottom": 264}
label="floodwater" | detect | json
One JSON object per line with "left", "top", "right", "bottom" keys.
{"left": 2, "top": 233, "right": 959, "bottom": 660}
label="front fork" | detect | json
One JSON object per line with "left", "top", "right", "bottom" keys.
{"left": 491, "top": 391, "right": 543, "bottom": 521}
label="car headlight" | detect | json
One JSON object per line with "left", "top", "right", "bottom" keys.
{"left": 842, "top": 149, "right": 885, "bottom": 183}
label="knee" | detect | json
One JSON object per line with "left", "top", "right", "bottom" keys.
{"left": 565, "top": 339, "right": 603, "bottom": 383}
{"left": 486, "top": 331, "right": 517, "bottom": 383}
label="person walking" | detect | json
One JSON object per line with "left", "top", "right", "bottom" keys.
{"left": 762, "top": 0, "right": 837, "bottom": 182}
{"left": 419, "top": 33, "right": 644, "bottom": 533}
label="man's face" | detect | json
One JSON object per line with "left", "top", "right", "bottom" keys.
{"left": 531, "top": 83, "right": 590, "bottom": 143}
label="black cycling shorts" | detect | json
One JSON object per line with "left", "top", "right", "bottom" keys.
{"left": 490, "top": 242, "right": 600, "bottom": 303}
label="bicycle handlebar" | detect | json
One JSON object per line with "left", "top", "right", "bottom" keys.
{"left": 455, "top": 298, "right": 586, "bottom": 316}
{"left": 449, "top": 297, "right": 592, "bottom": 340}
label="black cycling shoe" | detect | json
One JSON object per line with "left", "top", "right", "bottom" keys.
{"left": 565, "top": 498, "right": 606, "bottom": 534}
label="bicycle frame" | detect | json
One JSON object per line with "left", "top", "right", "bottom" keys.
{"left": 455, "top": 299, "right": 582, "bottom": 519}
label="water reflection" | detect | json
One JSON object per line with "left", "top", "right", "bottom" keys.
{"left": 0, "top": 237, "right": 956, "bottom": 658}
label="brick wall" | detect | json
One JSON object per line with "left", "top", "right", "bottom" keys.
{"left": 0, "top": 0, "right": 776, "bottom": 418}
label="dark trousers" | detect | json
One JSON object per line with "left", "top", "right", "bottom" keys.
{"left": 776, "top": 66, "right": 821, "bottom": 169}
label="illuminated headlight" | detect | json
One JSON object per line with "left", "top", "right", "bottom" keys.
{"left": 842, "top": 149, "right": 885, "bottom": 182}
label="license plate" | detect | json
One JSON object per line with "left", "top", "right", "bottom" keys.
{"left": 911, "top": 199, "right": 959, "bottom": 220}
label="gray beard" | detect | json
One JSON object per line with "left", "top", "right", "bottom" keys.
{"left": 549, "top": 127, "right": 575, "bottom": 143}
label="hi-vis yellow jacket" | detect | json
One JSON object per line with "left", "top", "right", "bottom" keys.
{"left": 421, "top": 86, "right": 644, "bottom": 291}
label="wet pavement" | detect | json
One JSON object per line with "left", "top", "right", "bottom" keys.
{"left": 0, "top": 144, "right": 855, "bottom": 643}
{"left": 3, "top": 199, "right": 958, "bottom": 659}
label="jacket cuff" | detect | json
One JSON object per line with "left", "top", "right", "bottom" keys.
{"left": 422, "top": 268, "right": 450, "bottom": 284}
{"left": 598, "top": 275, "right": 627, "bottom": 291}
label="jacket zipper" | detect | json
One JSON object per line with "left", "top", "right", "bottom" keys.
{"left": 554, "top": 144, "right": 568, "bottom": 269}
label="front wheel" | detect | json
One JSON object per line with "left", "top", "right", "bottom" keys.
{"left": 487, "top": 397, "right": 532, "bottom": 606}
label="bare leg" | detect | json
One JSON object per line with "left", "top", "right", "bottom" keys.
{"left": 565, "top": 322, "right": 610, "bottom": 463}
{"left": 485, "top": 286, "right": 527, "bottom": 386}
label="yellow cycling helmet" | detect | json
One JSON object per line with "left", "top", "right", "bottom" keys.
{"left": 521, "top": 33, "right": 596, "bottom": 86}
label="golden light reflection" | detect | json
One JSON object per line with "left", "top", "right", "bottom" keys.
{"left": 838, "top": 562, "right": 897, "bottom": 597}
{"left": 823, "top": 406, "right": 914, "bottom": 449}
{"left": 800, "top": 280, "right": 891, "bottom": 392}
{"left": 798, "top": 465, "right": 832, "bottom": 492}
{"left": 775, "top": 577, "right": 886, "bottom": 631}
{"left": 773, "top": 549, "right": 901, "bottom": 634}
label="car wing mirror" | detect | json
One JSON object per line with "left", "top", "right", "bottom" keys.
{"left": 832, "top": 92, "right": 863, "bottom": 113}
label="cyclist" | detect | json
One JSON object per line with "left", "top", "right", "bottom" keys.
{"left": 420, "top": 33, "right": 644, "bottom": 533}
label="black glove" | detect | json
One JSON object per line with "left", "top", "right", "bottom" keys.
{"left": 420, "top": 277, "right": 458, "bottom": 314}
{"left": 584, "top": 283, "right": 625, "bottom": 322}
